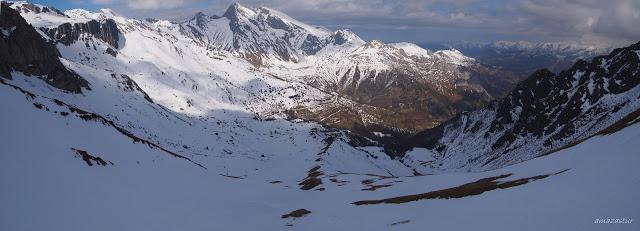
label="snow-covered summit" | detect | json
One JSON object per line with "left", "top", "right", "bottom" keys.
{"left": 434, "top": 48, "right": 475, "bottom": 65}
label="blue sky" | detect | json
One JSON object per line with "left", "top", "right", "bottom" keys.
{"left": 18, "top": 0, "right": 640, "bottom": 47}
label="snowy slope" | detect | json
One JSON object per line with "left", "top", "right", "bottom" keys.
{"left": 2, "top": 71, "right": 639, "bottom": 230}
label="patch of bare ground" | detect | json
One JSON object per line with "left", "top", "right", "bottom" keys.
{"left": 299, "top": 166, "right": 323, "bottom": 190}
{"left": 281, "top": 209, "right": 311, "bottom": 219}
{"left": 358, "top": 175, "right": 404, "bottom": 191}
{"left": 269, "top": 180, "right": 282, "bottom": 184}
{"left": 220, "top": 174, "right": 245, "bottom": 179}
{"left": 71, "top": 148, "right": 113, "bottom": 166}
{"left": 389, "top": 220, "right": 411, "bottom": 226}
{"left": 352, "top": 169, "right": 569, "bottom": 205}
{"left": 329, "top": 178, "right": 348, "bottom": 184}
{"left": 362, "top": 184, "right": 393, "bottom": 191}
{"left": 361, "top": 178, "right": 403, "bottom": 191}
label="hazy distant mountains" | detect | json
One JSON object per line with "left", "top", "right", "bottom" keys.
{"left": 422, "top": 41, "right": 612, "bottom": 76}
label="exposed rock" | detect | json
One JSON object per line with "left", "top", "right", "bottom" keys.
{"left": 40, "top": 19, "right": 120, "bottom": 48}
{"left": 281, "top": 209, "right": 311, "bottom": 219}
{"left": 72, "top": 148, "right": 112, "bottom": 166}
{"left": 0, "top": 2, "right": 89, "bottom": 93}
{"left": 105, "top": 47, "right": 118, "bottom": 57}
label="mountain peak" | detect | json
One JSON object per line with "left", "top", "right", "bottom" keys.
{"left": 191, "top": 11, "right": 210, "bottom": 28}
{"left": 98, "top": 8, "right": 119, "bottom": 17}
{"left": 194, "top": 11, "right": 206, "bottom": 18}
{"left": 223, "top": 2, "right": 255, "bottom": 20}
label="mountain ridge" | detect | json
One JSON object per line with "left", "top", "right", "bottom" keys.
{"left": 398, "top": 41, "right": 640, "bottom": 172}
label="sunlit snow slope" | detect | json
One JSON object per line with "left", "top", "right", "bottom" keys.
{"left": 1, "top": 72, "right": 639, "bottom": 230}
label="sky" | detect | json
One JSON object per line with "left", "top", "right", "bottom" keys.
{"left": 19, "top": 0, "right": 640, "bottom": 47}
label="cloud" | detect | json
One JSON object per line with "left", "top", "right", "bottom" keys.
{"left": 517, "top": 0, "right": 639, "bottom": 45}
{"left": 88, "top": 0, "right": 202, "bottom": 10}
{"left": 74, "top": 0, "right": 638, "bottom": 46}
{"left": 592, "top": 0, "right": 640, "bottom": 40}
{"left": 126, "top": 0, "right": 185, "bottom": 10}
{"left": 91, "top": 0, "right": 114, "bottom": 4}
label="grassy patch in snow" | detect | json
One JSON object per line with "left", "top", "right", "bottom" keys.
{"left": 352, "top": 169, "right": 569, "bottom": 205}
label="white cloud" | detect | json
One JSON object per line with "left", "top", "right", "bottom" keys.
{"left": 83, "top": 0, "right": 638, "bottom": 46}
{"left": 126, "top": 0, "right": 186, "bottom": 10}
{"left": 91, "top": 0, "right": 114, "bottom": 4}
{"left": 519, "top": 0, "right": 639, "bottom": 45}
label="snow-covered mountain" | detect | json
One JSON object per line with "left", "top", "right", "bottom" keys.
{"left": 8, "top": 0, "right": 521, "bottom": 133}
{"left": 1, "top": 1, "right": 640, "bottom": 230}
{"left": 172, "top": 2, "right": 524, "bottom": 132}
{"left": 400, "top": 41, "right": 640, "bottom": 172}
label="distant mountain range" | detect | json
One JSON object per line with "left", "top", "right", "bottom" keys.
{"left": 397, "top": 41, "right": 640, "bottom": 173}
{"left": 422, "top": 41, "right": 612, "bottom": 76}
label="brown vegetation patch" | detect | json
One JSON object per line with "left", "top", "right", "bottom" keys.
{"left": 352, "top": 169, "right": 568, "bottom": 205}
{"left": 281, "top": 209, "right": 311, "bottom": 219}
{"left": 299, "top": 166, "right": 323, "bottom": 190}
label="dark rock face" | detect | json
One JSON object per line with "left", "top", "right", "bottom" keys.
{"left": 402, "top": 41, "right": 640, "bottom": 170}
{"left": 10, "top": 2, "right": 65, "bottom": 16}
{"left": 0, "top": 2, "right": 88, "bottom": 93}
{"left": 301, "top": 34, "right": 323, "bottom": 55}
{"left": 193, "top": 12, "right": 209, "bottom": 29}
{"left": 105, "top": 47, "right": 118, "bottom": 57}
{"left": 40, "top": 19, "right": 120, "bottom": 48}
{"left": 331, "top": 30, "right": 351, "bottom": 45}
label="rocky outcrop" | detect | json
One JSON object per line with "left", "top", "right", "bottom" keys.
{"left": 0, "top": 2, "right": 89, "bottom": 93}
{"left": 40, "top": 19, "right": 120, "bottom": 48}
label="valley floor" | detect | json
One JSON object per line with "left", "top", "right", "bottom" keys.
{"left": 1, "top": 75, "right": 638, "bottom": 231}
